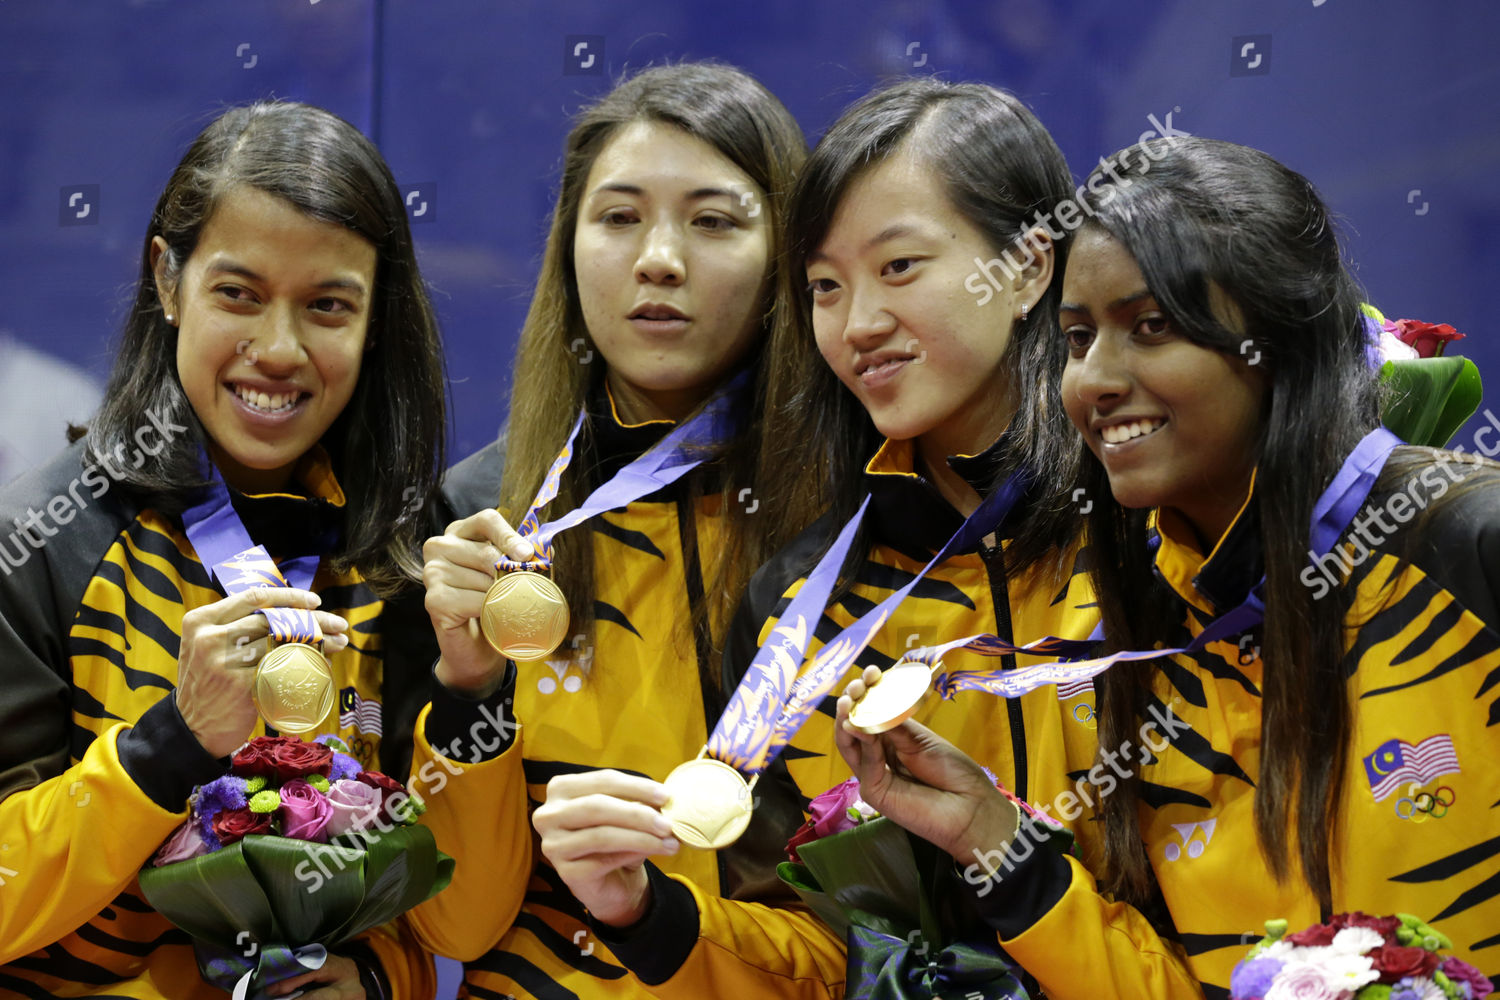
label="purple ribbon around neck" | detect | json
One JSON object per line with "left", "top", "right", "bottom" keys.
{"left": 708, "top": 468, "right": 1036, "bottom": 775}
{"left": 922, "top": 427, "right": 1404, "bottom": 701}
{"left": 181, "top": 462, "right": 322, "bottom": 645}
{"left": 499, "top": 372, "right": 746, "bottom": 573}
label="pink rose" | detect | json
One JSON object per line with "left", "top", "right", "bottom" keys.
{"left": 152, "top": 820, "right": 210, "bottom": 866}
{"left": 324, "top": 779, "right": 384, "bottom": 836}
{"left": 1440, "top": 959, "right": 1494, "bottom": 999}
{"left": 1262, "top": 962, "right": 1345, "bottom": 1000}
{"left": 808, "top": 778, "right": 865, "bottom": 839}
{"left": 278, "top": 779, "right": 333, "bottom": 842}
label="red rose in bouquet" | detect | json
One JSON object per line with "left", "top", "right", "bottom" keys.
{"left": 232, "top": 735, "right": 332, "bottom": 782}
{"left": 1368, "top": 944, "right": 1440, "bottom": 982}
{"left": 211, "top": 807, "right": 273, "bottom": 846}
{"left": 1386, "top": 318, "right": 1465, "bottom": 359}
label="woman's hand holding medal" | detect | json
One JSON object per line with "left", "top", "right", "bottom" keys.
{"left": 835, "top": 665, "right": 1019, "bottom": 864}
{"left": 533, "top": 769, "right": 681, "bottom": 928}
{"left": 177, "top": 586, "right": 350, "bottom": 759}
{"left": 423, "top": 508, "right": 536, "bottom": 695}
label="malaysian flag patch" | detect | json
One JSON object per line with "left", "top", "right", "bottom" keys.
{"left": 339, "top": 687, "right": 383, "bottom": 737}
{"left": 1056, "top": 676, "right": 1093, "bottom": 700}
{"left": 1362, "top": 734, "right": 1459, "bottom": 802}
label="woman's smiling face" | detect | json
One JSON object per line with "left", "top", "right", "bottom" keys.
{"left": 156, "top": 184, "right": 375, "bottom": 493}
{"left": 1060, "top": 227, "right": 1267, "bottom": 544}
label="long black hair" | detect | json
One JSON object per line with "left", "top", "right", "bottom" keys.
{"left": 780, "top": 77, "right": 1082, "bottom": 577}
{"left": 85, "top": 101, "right": 446, "bottom": 595}
{"left": 1070, "top": 136, "right": 1383, "bottom": 909}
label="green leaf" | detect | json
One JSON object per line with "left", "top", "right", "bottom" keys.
{"left": 792, "top": 818, "right": 924, "bottom": 931}
{"left": 1380, "top": 357, "right": 1483, "bottom": 448}
{"left": 138, "top": 838, "right": 286, "bottom": 943}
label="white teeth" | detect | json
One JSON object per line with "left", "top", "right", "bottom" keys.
{"left": 234, "top": 385, "right": 300, "bottom": 414}
{"left": 1102, "top": 419, "right": 1164, "bottom": 444}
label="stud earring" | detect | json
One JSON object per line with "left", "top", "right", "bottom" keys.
{"left": 164, "top": 312, "right": 176, "bottom": 325}
{"left": 1020, "top": 303, "right": 1029, "bottom": 321}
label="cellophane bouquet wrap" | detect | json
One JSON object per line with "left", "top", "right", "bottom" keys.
{"left": 1230, "top": 913, "right": 1493, "bottom": 1000}
{"left": 137, "top": 735, "right": 454, "bottom": 999}
{"left": 776, "top": 775, "right": 1070, "bottom": 1000}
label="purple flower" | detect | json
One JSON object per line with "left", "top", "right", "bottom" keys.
{"left": 1442, "top": 961, "right": 1494, "bottom": 1000}
{"left": 327, "top": 752, "right": 362, "bottom": 783}
{"left": 807, "top": 778, "right": 867, "bottom": 839}
{"left": 278, "top": 779, "right": 334, "bottom": 842}
{"left": 1232, "top": 956, "right": 1285, "bottom": 998}
{"left": 324, "top": 779, "right": 384, "bottom": 836}
{"left": 151, "top": 820, "right": 210, "bottom": 866}
{"left": 193, "top": 775, "right": 249, "bottom": 850}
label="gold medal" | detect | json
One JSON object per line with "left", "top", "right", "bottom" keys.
{"left": 253, "top": 642, "right": 336, "bottom": 735}
{"left": 846, "top": 660, "right": 939, "bottom": 735}
{"left": 480, "top": 569, "right": 570, "bottom": 661}
{"left": 661, "top": 755, "right": 756, "bottom": 850}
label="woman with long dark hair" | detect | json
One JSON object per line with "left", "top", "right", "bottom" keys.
{"left": 543, "top": 78, "right": 1101, "bottom": 998}
{"left": 834, "top": 136, "right": 1500, "bottom": 997}
{"left": 0, "top": 101, "right": 446, "bottom": 997}
{"left": 404, "top": 62, "right": 829, "bottom": 999}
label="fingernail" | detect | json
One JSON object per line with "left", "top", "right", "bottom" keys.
{"left": 654, "top": 818, "right": 673, "bottom": 837}
{"left": 661, "top": 837, "right": 679, "bottom": 853}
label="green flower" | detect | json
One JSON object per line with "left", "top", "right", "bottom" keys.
{"left": 244, "top": 776, "right": 268, "bottom": 795}
{"left": 249, "top": 789, "right": 281, "bottom": 814}
{"left": 1356, "top": 986, "right": 1391, "bottom": 1000}
{"left": 307, "top": 774, "right": 330, "bottom": 794}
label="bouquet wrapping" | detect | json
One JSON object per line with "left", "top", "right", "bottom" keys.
{"left": 137, "top": 736, "right": 454, "bottom": 999}
{"left": 1230, "top": 913, "right": 1493, "bottom": 1000}
{"left": 1366, "top": 305, "right": 1480, "bottom": 448}
{"left": 777, "top": 776, "right": 1064, "bottom": 1000}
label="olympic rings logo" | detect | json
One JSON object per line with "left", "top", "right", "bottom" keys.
{"left": 1073, "top": 702, "right": 1097, "bottom": 730}
{"left": 1394, "top": 783, "right": 1456, "bottom": 822}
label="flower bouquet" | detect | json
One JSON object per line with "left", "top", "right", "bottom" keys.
{"left": 1366, "top": 305, "right": 1481, "bottom": 449}
{"left": 137, "top": 735, "right": 454, "bottom": 999}
{"left": 777, "top": 776, "right": 1064, "bottom": 1000}
{"left": 1230, "top": 912, "right": 1493, "bottom": 1000}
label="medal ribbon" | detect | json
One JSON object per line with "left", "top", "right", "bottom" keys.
{"left": 709, "top": 468, "right": 1037, "bottom": 775}
{"left": 181, "top": 462, "right": 322, "bottom": 646}
{"left": 919, "top": 427, "right": 1404, "bottom": 700}
{"left": 498, "top": 373, "right": 746, "bottom": 573}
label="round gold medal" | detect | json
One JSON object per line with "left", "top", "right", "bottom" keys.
{"left": 846, "top": 660, "right": 937, "bottom": 735}
{"left": 480, "top": 570, "right": 570, "bottom": 662}
{"left": 660, "top": 757, "right": 755, "bottom": 850}
{"left": 253, "top": 642, "right": 335, "bottom": 735}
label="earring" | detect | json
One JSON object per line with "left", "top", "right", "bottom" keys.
{"left": 164, "top": 311, "right": 176, "bottom": 325}
{"left": 1020, "top": 304, "right": 1029, "bottom": 321}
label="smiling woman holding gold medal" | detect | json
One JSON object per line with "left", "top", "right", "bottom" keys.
{"left": 0, "top": 102, "right": 446, "bottom": 998}
{"left": 404, "top": 62, "right": 836, "bottom": 999}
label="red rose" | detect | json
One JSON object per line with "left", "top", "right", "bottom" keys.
{"left": 785, "top": 819, "right": 819, "bottom": 865}
{"left": 231, "top": 738, "right": 279, "bottom": 778}
{"left": 212, "top": 806, "right": 274, "bottom": 845}
{"left": 1329, "top": 911, "right": 1401, "bottom": 938}
{"left": 356, "top": 770, "right": 410, "bottom": 824}
{"left": 1285, "top": 922, "right": 1337, "bottom": 947}
{"left": 268, "top": 737, "right": 333, "bottom": 781}
{"left": 1369, "top": 944, "right": 1441, "bottom": 983}
{"left": 1389, "top": 318, "right": 1464, "bottom": 359}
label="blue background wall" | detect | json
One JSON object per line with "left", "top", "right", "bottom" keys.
{"left": 1, "top": 0, "right": 1496, "bottom": 990}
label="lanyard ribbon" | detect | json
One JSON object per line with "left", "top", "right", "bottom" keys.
{"left": 708, "top": 468, "right": 1036, "bottom": 775}
{"left": 181, "top": 462, "right": 323, "bottom": 645}
{"left": 912, "top": 427, "right": 1403, "bottom": 700}
{"left": 499, "top": 373, "right": 746, "bottom": 573}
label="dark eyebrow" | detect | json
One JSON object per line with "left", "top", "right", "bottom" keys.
{"left": 806, "top": 223, "right": 925, "bottom": 265}
{"left": 589, "top": 183, "right": 738, "bottom": 202}
{"left": 205, "top": 261, "right": 368, "bottom": 297}
{"left": 1060, "top": 289, "right": 1155, "bottom": 313}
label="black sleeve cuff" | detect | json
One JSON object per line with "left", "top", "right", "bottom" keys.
{"left": 965, "top": 812, "right": 1074, "bottom": 939}
{"left": 117, "top": 693, "right": 227, "bottom": 812}
{"left": 339, "top": 938, "right": 390, "bottom": 1000}
{"left": 589, "top": 862, "right": 699, "bottom": 986}
{"left": 422, "top": 661, "right": 517, "bottom": 764}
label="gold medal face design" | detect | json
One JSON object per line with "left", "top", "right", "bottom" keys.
{"left": 480, "top": 570, "right": 569, "bottom": 662}
{"left": 846, "top": 660, "right": 936, "bottom": 735}
{"left": 254, "top": 643, "right": 335, "bottom": 735}
{"left": 661, "top": 758, "right": 755, "bottom": 850}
